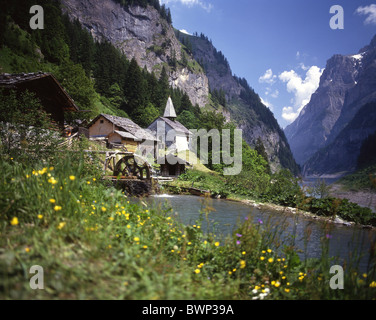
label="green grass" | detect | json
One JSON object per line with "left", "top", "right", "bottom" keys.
{"left": 338, "top": 164, "right": 376, "bottom": 191}
{"left": 1, "top": 153, "right": 376, "bottom": 300}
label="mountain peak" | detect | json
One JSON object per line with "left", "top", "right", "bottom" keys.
{"left": 285, "top": 34, "right": 376, "bottom": 175}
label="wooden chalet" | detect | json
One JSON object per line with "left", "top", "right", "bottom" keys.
{"left": 0, "top": 72, "right": 79, "bottom": 128}
{"left": 88, "top": 114, "right": 158, "bottom": 155}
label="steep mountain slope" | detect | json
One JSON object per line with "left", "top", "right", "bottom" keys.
{"left": 303, "top": 102, "right": 376, "bottom": 176}
{"left": 284, "top": 55, "right": 360, "bottom": 165}
{"left": 60, "top": 0, "right": 299, "bottom": 174}
{"left": 285, "top": 34, "right": 376, "bottom": 175}
{"left": 176, "top": 32, "right": 299, "bottom": 174}
{"left": 60, "top": 0, "right": 209, "bottom": 107}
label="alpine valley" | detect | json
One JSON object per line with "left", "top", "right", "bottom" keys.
{"left": 58, "top": 0, "right": 299, "bottom": 174}
{"left": 285, "top": 35, "right": 376, "bottom": 178}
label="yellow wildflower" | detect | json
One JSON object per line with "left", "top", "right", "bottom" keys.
{"left": 25, "top": 247, "right": 30, "bottom": 253}
{"left": 240, "top": 260, "right": 246, "bottom": 269}
{"left": 194, "top": 269, "right": 201, "bottom": 274}
{"left": 268, "top": 258, "right": 274, "bottom": 263}
{"left": 37, "top": 215, "right": 43, "bottom": 220}
{"left": 370, "top": 281, "right": 376, "bottom": 288}
{"left": 69, "top": 176, "right": 76, "bottom": 181}
{"left": 49, "top": 199, "right": 56, "bottom": 204}
{"left": 215, "top": 242, "right": 220, "bottom": 247}
{"left": 260, "top": 256, "right": 265, "bottom": 261}
{"left": 57, "top": 222, "right": 66, "bottom": 230}
{"left": 134, "top": 237, "right": 140, "bottom": 242}
{"left": 48, "top": 177, "right": 57, "bottom": 185}
{"left": 10, "top": 217, "right": 19, "bottom": 226}
{"left": 54, "top": 206, "right": 62, "bottom": 212}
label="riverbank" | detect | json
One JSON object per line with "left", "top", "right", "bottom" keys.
{"left": 329, "top": 183, "right": 376, "bottom": 213}
{"left": 163, "top": 184, "right": 376, "bottom": 230}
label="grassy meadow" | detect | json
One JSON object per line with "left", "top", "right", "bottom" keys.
{"left": 1, "top": 147, "right": 376, "bottom": 300}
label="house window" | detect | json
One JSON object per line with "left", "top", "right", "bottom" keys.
{"left": 100, "top": 120, "right": 104, "bottom": 124}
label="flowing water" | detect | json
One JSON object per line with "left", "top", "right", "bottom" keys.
{"left": 137, "top": 195, "right": 376, "bottom": 272}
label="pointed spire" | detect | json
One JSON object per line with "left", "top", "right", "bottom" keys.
{"left": 164, "top": 96, "right": 177, "bottom": 120}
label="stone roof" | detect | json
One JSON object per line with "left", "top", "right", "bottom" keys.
{"left": 91, "top": 114, "right": 157, "bottom": 141}
{"left": 112, "top": 130, "right": 137, "bottom": 140}
{"left": 160, "top": 117, "right": 192, "bottom": 136}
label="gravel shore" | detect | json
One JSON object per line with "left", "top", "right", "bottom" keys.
{"left": 329, "top": 184, "right": 376, "bottom": 213}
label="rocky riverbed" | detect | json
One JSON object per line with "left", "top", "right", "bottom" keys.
{"left": 330, "top": 184, "right": 376, "bottom": 213}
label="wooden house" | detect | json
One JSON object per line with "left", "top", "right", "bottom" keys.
{"left": 88, "top": 114, "right": 158, "bottom": 155}
{"left": 148, "top": 97, "right": 192, "bottom": 153}
{"left": 0, "top": 72, "right": 79, "bottom": 129}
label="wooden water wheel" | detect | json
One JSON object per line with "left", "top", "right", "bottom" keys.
{"left": 113, "top": 155, "right": 151, "bottom": 180}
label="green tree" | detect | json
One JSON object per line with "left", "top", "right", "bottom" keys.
{"left": 0, "top": 89, "right": 60, "bottom": 162}
{"left": 56, "top": 61, "right": 96, "bottom": 111}
{"left": 123, "top": 58, "right": 148, "bottom": 121}
{"left": 255, "top": 137, "right": 271, "bottom": 174}
{"left": 108, "top": 83, "right": 124, "bottom": 109}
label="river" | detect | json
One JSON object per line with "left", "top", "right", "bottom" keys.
{"left": 137, "top": 195, "right": 376, "bottom": 272}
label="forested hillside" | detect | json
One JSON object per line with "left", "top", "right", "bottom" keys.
{"left": 0, "top": 0, "right": 211, "bottom": 128}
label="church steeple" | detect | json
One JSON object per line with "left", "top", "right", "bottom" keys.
{"left": 163, "top": 96, "right": 177, "bottom": 120}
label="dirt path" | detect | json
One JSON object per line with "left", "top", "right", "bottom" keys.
{"left": 330, "top": 184, "right": 376, "bottom": 212}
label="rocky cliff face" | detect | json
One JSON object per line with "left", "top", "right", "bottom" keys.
{"left": 303, "top": 102, "right": 376, "bottom": 176}
{"left": 284, "top": 55, "right": 361, "bottom": 166}
{"left": 60, "top": 0, "right": 209, "bottom": 107}
{"left": 285, "top": 34, "right": 376, "bottom": 176}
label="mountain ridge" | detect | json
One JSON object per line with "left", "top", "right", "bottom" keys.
{"left": 285, "top": 34, "right": 376, "bottom": 176}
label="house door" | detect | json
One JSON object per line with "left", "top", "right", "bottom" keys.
{"left": 169, "top": 165, "right": 176, "bottom": 176}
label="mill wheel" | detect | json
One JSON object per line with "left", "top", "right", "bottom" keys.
{"left": 113, "top": 155, "right": 151, "bottom": 180}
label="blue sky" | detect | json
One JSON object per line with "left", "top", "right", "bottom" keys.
{"left": 160, "top": 0, "right": 376, "bottom": 128}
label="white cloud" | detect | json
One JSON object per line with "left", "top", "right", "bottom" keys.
{"left": 279, "top": 66, "right": 324, "bottom": 123}
{"left": 260, "top": 97, "right": 273, "bottom": 111}
{"left": 282, "top": 106, "right": 299, "bottom": 122}
{"left": 179, "top": 29, "right": 192, "bottom": 35}
{"left": 356, "top": 4, "right": 376, "bottom": 25}
{"left": 270, "top": 89, "right": 279, "bottom": 99}
{"left": 259, "top": 69, "right": 277, "bottom": 85}
{"left": 160, "top": 0, "right": 213, "bottom": 13}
